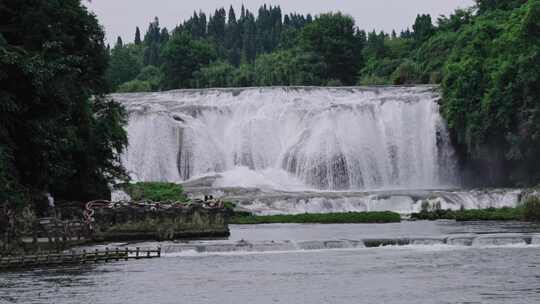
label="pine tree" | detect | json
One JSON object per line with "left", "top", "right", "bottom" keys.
{"left": 116, "top": 36, "right": 123, "bottom": 48}
{"left": 143, "top": 17, "right": 162, "bottom": 66}
{"left": 160, "top": 28, "right": 170, "bottom": 44}
{"left": 135, "top": 27, "right": 142, "bottom": 45}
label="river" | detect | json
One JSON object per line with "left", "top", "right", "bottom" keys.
{"left": 2, "top": 221, "right": 540, "bottom": 304}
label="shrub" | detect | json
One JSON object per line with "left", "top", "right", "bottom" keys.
{"left": 230, "top": 211, "right": 401, "bottom": 224}
{"left": 391, "top": 60, "right": 422, "bottom": 85}
{"left": 121, "top": 182, "right": 188, "bottom": 202}
{"left": 522, "top": 196, "right": 540, "bottom": 222}
{"left": 116, "top": 80, "right": 152, "bottom": 93}
{"left": 326, "top": 79, "right": 343, "bottom": 86}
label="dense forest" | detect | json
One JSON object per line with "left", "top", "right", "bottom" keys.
{"left": 0, "top": 0, "right": 539, "bottom": 214}
{"left": 109, "top": 0, "right": 539, "bottom": 187}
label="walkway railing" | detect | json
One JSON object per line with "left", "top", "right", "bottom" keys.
{"left": 0, "top": 247, "right": 161, "bottom": 271}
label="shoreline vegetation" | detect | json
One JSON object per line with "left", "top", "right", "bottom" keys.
{"left": 411, "top": 197, "right": 540, "bottom": 222}
{"left": 228, "top": 197, "right": 540, "bottom": 224}
{"left": 229, "top": 211, "right": 401, "bottom": 224}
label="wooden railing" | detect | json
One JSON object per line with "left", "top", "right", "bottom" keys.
{"left": 0, "top": 247, "right": 161, "bottom": 271}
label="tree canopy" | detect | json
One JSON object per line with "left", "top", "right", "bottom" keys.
{"left": 0, "top": 0, "right": 128, "bottom": 209}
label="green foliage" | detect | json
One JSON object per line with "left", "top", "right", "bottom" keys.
{"left": 122, "top": 182, "right": 188, "bottom": 202}
{"left": 231, "top": 64, "right": 255, "bottom": 87}
{"left": 442, "top": 0, "right": 540, "bottom": 185}
{"left": 391, "top": 60, "right": 422, "bottom": 85}
{"left": 161, "top": 31, "right": 215, "bottom": 89}
{"left": 116, "top": 65, "right": 163, "bottom": 92}
{"left": 194, "top": 61, "right": 235, "bottom": 88}
{"left": 230, "top": 211, "right": 401, "bottom": 224}
{"left": 253, "top": 49, "right": 326, "bottom": 86}
{"left": 107, "top": 44, "right": 143, "bottom": 90}
{"left": 117, "top": 80, "right": 153, "bottom": 93}
{"left": 300, "top": 13, "right": 363, "bottom": 85}
{"left": 326, "top": 79, "right": 343, "bottom": 87}
{"left": 411, "top": 206, "right": 523, "bottom": 221}
{"left": 475, "top": 0, "right": 529, "bottom": 13}
{"left": 412, "top": 14, "right": 435, "bottom": 43}
{"left": 358, "top": 75, "right": 389, "bottom": 86}
{"left": 522, "top": 197, "right": 540, "bottom": 222}
{"left": 0, "top": 0, "right": 128, "bottom": 206}
{"left": 0, "top": 147, "right": 29, "bottom": 209}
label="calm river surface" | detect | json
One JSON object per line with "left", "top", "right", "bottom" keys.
{"left": 2, "top": 221, "right": 540, "bottom": 304}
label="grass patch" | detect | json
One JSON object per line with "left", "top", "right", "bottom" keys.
{"left": 229, "top": 211, "right": 401, "bottom": 224}
{"left": 121, "top": 182, "right": 188, "bottom": 202}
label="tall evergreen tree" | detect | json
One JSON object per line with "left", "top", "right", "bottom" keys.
{"left": 116, "top": 36, "right": 123, "bottom": 48}
{"left": 135, "top": 27, "right": 142, "bottom": 45}
{"left": 412, "top": 14, "right": 435, "bottom": 43}
{"left": 143, "top": 17, "right": 162, "bottom": 66}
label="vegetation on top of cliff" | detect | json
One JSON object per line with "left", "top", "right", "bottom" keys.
{"left": 122, "top": 182, "right": 189, "bottom": 202}
{"left": 229, "top": 211, "right": 401, "bottom": 224}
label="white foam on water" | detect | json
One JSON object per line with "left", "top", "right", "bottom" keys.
{"left": 155, "top": 234, "right": 539, "bottom": 257}
{"left": 211, "top": 166, "right": 308, "bottom": 190}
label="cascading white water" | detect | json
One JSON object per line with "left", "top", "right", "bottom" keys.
{"left": 114, "top": 86, "right": 457, "bottom": 191}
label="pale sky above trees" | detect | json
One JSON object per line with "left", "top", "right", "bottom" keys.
{"left": 86, "top": 0, "right": 474, "bottom": 44}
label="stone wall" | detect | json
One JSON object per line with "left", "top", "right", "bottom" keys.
{"left": 91, "top": 205, "right": 230, "bottom": 241}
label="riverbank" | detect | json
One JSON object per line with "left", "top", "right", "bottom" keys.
{"left": 229, "top": 211, "right": 401, "bottom": 224}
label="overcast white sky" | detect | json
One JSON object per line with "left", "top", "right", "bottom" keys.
{"left": 85, "top": 0, "right": 474, "bottom": 44}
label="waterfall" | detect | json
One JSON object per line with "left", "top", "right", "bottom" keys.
{"left": 114, "top": 86, "right": 457, "bottom": 191}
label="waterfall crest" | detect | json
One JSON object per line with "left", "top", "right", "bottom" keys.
{"left": 115, "top": 86, "right": 457, "bottom": 191}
